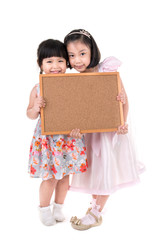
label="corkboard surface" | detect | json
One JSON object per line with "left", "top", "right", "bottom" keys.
{"left": 40, "top": 72, "right": 124, "bottom": 135}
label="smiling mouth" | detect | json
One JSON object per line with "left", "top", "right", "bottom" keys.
{"left": 75, "top": 65, "right": 84, "bottom": 69}
{"left": 50, "top": 70, "right": 61, "bottom": 74}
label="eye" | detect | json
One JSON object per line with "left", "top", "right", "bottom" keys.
{"left": 81, "top": 52, "right": 86, "bottom": 56}
{"left": 59, "top": 60, "right": 64, "bottom": 62}
{"left": 69, "top": 54, "right": 74, "bottom": 58}
{"left": 46, "top": 60, "right": 52, "bottom": 63}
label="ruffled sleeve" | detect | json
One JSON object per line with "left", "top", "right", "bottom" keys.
{"left": 99, "top": 56, "right": 122, "bottom": 72}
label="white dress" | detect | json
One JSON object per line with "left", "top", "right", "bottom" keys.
{"left": 69, "top": 56, "right": 145, "bottom": 195}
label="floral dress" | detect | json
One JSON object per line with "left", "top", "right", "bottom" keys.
{"left": 28, "top": 84, "right": 88, "bottom": 180}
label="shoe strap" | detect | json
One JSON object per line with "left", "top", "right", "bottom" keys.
{"left": 88, "top": 210, "right": 100, "bottom": 223}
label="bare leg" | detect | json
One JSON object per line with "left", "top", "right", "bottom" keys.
{"left": 54, "top": 175, "right": 69, "bottom": 204}
{"left": 39, "top": 178, "right": 58, "bottom": 207}
{"left": 96, "top": 195, "right": 109, "bottom": 211}
{"left": 92, "top": 195, "right": 98, "bottom": 199}
{"left": 92, "top": 195, "right": 109, "bottom": 211}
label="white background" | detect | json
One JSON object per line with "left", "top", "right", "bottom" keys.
{"left": 0, "top": 0, "right": 160, "bottom": 239}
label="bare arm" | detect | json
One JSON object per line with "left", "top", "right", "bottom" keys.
{"left": 117, "top": 77, "right": 129, "bottom": 134}
{"left": 26, "top": 86, "right": 45, "bottom": 120}
{"left": 120, "top": 78, "right": 129, "bottom": 123}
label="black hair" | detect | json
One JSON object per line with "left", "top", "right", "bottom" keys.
{"left": 64, "top": 29, "right": 101, "bottom": 69}
{"left": 37, "top": 39, "right": 69, "bottom": 73}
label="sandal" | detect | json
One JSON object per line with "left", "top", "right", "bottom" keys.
{"left": 70, "top": 209, "right": 102, "bottom": 231}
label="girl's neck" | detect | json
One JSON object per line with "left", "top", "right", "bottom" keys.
{"left": 82, "top": 65, "right": 99, "bottom": 73}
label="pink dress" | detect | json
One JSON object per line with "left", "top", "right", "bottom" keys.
{"left": 69, "top": 56, "right": 145, "bottom": 195}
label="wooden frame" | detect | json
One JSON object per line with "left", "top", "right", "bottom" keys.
{"left": 40, "top": 72, "right": 124, "bottom": 135}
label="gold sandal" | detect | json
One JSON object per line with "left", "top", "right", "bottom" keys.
{"left": 70, "top": 209, "right": 102, "bottom": 231}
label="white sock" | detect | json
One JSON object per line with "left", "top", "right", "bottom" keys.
{"left": 38, "top": 205, "right": 56, "bottom": 226}
{"left": 81, "top": 205, "right": 101, "bottom": 225}
{"left": 53, "top": 202, "right": 65, "bottom": 222}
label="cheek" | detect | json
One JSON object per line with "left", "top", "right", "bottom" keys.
{"left": 63, "top": 66, "right": 67, "bottom": 72}
{"left": 68, "top": 58, "right": 73, "bottom": 66}
{"left": 87, "top": 55, "right": 91, "bottom": 64}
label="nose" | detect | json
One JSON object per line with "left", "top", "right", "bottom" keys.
{"left": 75, "top": 56, "right": 81, "bottom": 64}
{"left": 52, "top": 61, "right": 59, "bottom": 69}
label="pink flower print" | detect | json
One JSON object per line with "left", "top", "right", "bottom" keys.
{"left": 30, "top": 165, "right": 36, "bottom": 175}
{"left": 54, "top": 151, "right": 62, "bottom": 156}
{"left": 42, "top": 139, "right": 48, "bottom": 149}
{"left": 34, "top": 151, "right": 41, "bottom": 156}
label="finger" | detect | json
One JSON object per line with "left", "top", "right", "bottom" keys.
{"left": 69, "top": 129, "right": 74, "bottom": 137}
{"left": 78, "top": 131, "right": 82, "bottom": 138}
{"left": 71, "top": 129, "right": 78, "bottom": 138}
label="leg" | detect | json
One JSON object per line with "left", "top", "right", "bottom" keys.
{"left": 39, "top": 178, "right": 58, "bottom": 226}
{"left": 91, "top": 195, "right": 109, "bottom": 211}
{"left": 71, "top": 195, "right": 109, "bottom": 230}
{"left": 92, "top": 194, "right": 98, "bottom": 199}
{"left": 54, "top": 175, "right": 69, "bottom": 204}
{"left": 52, "top": 175, "right": 69, "bottom": 221}
{"left": 39, "top": 178, "right": 58, "bottom": 207}
{"left": 96, "top": 195, "right": 109, "bottom": 211}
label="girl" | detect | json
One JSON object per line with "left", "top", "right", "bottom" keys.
{"left": 27, "top": 39, "right": 88, "bottom": 226}
{"left": 64, "top": 29, "right": 145, "bottom": 230}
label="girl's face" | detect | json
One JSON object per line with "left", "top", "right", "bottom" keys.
{"left": 41, "top": 56, "right": 67, "bottom": 74}
{"left": 67, "top": 40, "right": 91, "bottom": 72}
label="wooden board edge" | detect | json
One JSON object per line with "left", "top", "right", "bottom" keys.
{"left": 42, "top": 128, "right": 118, "bottom": 135}
{"left": 117, "top": 72, "right": 124, "bottom": 126}
{"left": 39, "top": 75, "right": 45, "bottom": 134}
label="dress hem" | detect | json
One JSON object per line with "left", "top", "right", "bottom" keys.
{"left": 69, "top": 179, "right": 142, "bottom": 195}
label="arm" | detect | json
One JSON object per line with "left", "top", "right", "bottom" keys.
{"left": 120, "top": 78, "right": 129, "bottom": 123}
{"left": 26, "top": 86, "right": 46, "bottom": 120}
{"left": 117, "top": 77, "right": 129, "bottom": 134}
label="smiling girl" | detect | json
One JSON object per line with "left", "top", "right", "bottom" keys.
{"left": 27, "top": 39, "right": 88, "bottom": 226}
{"left": 64, "top": 29, "right": 145, "bottom": 230}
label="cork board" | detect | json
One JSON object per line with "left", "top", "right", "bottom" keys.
{"left": 40, "top": 72, "right": 124, "bottom": 135}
